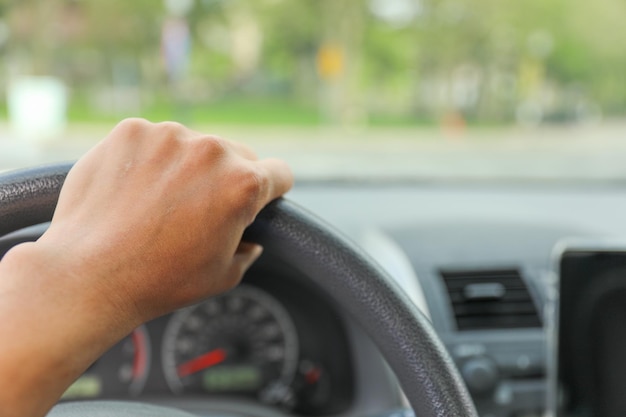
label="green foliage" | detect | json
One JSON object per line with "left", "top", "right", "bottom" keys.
{"left": 1, "top": 0, "right": 625, "bottom": 125}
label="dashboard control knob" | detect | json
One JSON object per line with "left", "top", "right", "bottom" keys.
{"left": 461, "top": 357, "right": 498, "bottom": 394}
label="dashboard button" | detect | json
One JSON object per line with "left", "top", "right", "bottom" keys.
{"left": 461, "top": 357, "right": 498, "bottom": 394}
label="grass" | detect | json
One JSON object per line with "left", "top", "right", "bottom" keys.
{"left": 64, "top": 96, "right": 323, "bottom": 126}
{"left": 5, "top": 95, "right": 554, "bottom": 128}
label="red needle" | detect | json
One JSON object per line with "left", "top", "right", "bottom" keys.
{"left": 177, "top": 348, "right": 227, "bottom": 378}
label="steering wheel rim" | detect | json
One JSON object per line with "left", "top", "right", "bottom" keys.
{"left": 0, "top": 163, "right": 478, "bottom": 417}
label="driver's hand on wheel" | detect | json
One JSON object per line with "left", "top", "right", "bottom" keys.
{"left": 0, "top": 118, "right": 293, "bottom": 417}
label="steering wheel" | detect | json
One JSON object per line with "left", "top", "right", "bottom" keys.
{"left": 0, "top": 164, "right": 478, "bottom": 417}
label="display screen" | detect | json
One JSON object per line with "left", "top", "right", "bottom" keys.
{"left": 202, "top": 366, "right": 262, "bottom": 392}
{"left": 557, "top": 250, "right": 626, "bottom": 417}
{"left": 62, "top": 375, "right": 103, "bottom": 400}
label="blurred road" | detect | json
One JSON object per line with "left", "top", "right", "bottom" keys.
{"left": 2, "top": 121, "right": 626, "bottom": 182}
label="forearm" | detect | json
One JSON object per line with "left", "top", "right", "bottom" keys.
{"left": 0, "top": 243, "right": 137, "bottom": 417}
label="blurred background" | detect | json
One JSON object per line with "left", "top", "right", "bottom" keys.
{"left": 0, "top": 0, "right": 625, "bottom": 180}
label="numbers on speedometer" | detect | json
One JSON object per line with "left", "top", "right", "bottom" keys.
{"left": 162, "top": 285, "right": 299, "bottom": 402}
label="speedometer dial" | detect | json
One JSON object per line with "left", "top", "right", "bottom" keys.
{"left": 162, "top": 285, "right": 299, "bottom": 400}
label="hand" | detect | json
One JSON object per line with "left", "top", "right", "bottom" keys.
{"left": 44, "top": 118, "right": 293, "bottom": 322}
{"left": 0, "top": 118, "right": 293, "bottom": 417}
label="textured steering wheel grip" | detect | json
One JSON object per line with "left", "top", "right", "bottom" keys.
{"left": 0, "top": 164, "right": 478, "bottom": 417}
{"left": 0, "top": 163, "right": 70, "bottom": 236}
{"left": 245, "top": 203, "right": 478, "bottom": 417}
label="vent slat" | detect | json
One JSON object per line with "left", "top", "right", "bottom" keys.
{"left": 445, "top": 281, "right": 526, "bottom": 291}
{"left": 453, "top": 303, "right": 538, "bottom": 316}
{"left": 456, "top": 315, "right": 541, "bottom": 330}
{"left": 447, "top": 289, "right": 532, "bottom": 303}
{"left": 440, "top": 269, "right": 541, "bottom": 331}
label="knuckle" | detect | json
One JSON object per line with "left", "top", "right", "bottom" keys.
{"left": 193, "top": 135, "right": 227, "bottom": 160}
{"left": 156, "top": 121, "right": 186, "bottom": 139}
{"left": 110, "top": 117, "right": 152, "bottom": 139}
{"left": 117, "top": 117, "right": 151, "bottom": 129}
{"left": 232, "top": 165, "right": 269, "bottom": 212}
{"left": 240, "top": 166, "right": 266, "bottom": 196}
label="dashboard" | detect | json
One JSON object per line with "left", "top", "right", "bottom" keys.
{"left": 4, "top": 180, "right": 626, "bottom": 417}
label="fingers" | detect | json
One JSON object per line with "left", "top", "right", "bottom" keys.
{"left": 257, "top": 158, "right": 294, "bottom": 203}
{"left": 229, "top": 242, "right": 264, "bottom": 278}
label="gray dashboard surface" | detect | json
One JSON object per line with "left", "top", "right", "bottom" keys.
{"left": 288, "top": 183, "right": 626, "bottom": 237}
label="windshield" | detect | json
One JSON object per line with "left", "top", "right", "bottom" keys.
{"left": 0, "top": 0, "right": 625, "bottom": 181}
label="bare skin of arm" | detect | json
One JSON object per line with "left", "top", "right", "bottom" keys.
{"left": 0, "top": 118, "right": 293, "bottom": 417}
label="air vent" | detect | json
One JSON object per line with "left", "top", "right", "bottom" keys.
{"left": 440, "top": 269, "right": 541, "bottom": 331}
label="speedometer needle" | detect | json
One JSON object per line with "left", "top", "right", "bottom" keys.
{"left": 177, "top": 348, "right": 227, "bottom": 378}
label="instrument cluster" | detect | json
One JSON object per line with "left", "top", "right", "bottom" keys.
{"left": 61, "top": 261, "right": 355, "bottom": 415}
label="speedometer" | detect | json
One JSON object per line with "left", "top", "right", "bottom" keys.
{"left": 162, "top": 284, "right": 299, "bottom": 402}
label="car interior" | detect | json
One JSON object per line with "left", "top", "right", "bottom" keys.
{"left": 1, "top": 1, "right": 626, "bottom": 417}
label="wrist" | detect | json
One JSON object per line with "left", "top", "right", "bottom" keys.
{"left": 0, "top": 241, "right": 140, "bottom": 415}
{"left": 2, "top": 240, "right": 142, "bottom": 331}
